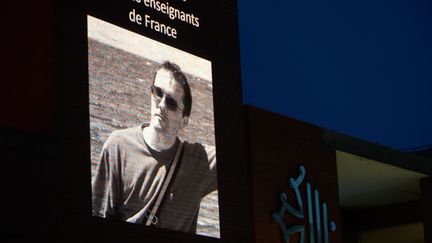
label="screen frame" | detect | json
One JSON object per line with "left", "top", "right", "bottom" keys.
{"left": 55, "top": 0, "right": 253, "bottom": 242}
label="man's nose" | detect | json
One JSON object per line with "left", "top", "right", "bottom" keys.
{"left": 158, "top": 95, "right": 168, "bottom": 111}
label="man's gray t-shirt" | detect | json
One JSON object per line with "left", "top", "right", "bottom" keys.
{"left": 92, "top": 125, "right": 217, "bottom": 233}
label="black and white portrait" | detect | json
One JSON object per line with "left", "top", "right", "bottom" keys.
{"left": 88, "top": 16, "right": 219, "bottom": 238}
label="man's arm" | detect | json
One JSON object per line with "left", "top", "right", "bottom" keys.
{"left": 202, "top": 144, "right": 217, "bottom": 195}
{"left": 92, "top": 139, "right": 120, "bottom": 218}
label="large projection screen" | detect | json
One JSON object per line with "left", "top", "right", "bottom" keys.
{"left": 88, "top": 15, "right": 219, "bottom": 238}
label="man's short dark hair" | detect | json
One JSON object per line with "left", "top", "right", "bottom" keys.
{"left": 153, "top": 61, "right": 192, "bottom": 117}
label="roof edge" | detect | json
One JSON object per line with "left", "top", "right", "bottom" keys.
{"left": 323, "top": 129, "right": 432, "bottom": 175}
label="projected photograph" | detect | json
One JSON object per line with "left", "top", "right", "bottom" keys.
{"left": 88, "top": 16, "right": 219, "bottom": 238}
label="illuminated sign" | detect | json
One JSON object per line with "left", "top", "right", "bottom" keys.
{"left": 273, "top": 166, "right": 337, "bottom": 243}
{"left": 88, "top": 12, "right": 219, "bottom": 239}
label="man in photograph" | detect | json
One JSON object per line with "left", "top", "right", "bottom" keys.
{"left": 92, "top": 61, "right": 217, "bottom": 234}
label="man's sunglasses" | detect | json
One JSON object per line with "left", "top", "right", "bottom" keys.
{"left": 151, "top": 85, "right": 182, "bottom": 111}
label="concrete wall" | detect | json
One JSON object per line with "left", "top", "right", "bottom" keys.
{"left": 247, "top": 106, "right": 342, "bottom": 243}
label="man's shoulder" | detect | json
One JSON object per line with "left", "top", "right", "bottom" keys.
{"left": 181, "top": 140, "right": 217, "bottom": 172}
{"left": 110, "top": 125, "right": 142, "bottom": 137}
{"left": 183, "top": 140, "right": 213, "bottom": 152}
{"left": 182, "top": 141, "right": 216, "bottom": 160}
{"left": 104, "top": 125, "right": 143, "bottom": 147}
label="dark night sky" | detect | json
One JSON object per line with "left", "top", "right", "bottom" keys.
{"left": 238, "top": 0, "right": 432, "bottom": 149}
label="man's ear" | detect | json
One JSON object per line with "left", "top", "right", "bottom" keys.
{"left": 181, "top": 116, "right": 189, "bottom": 129}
